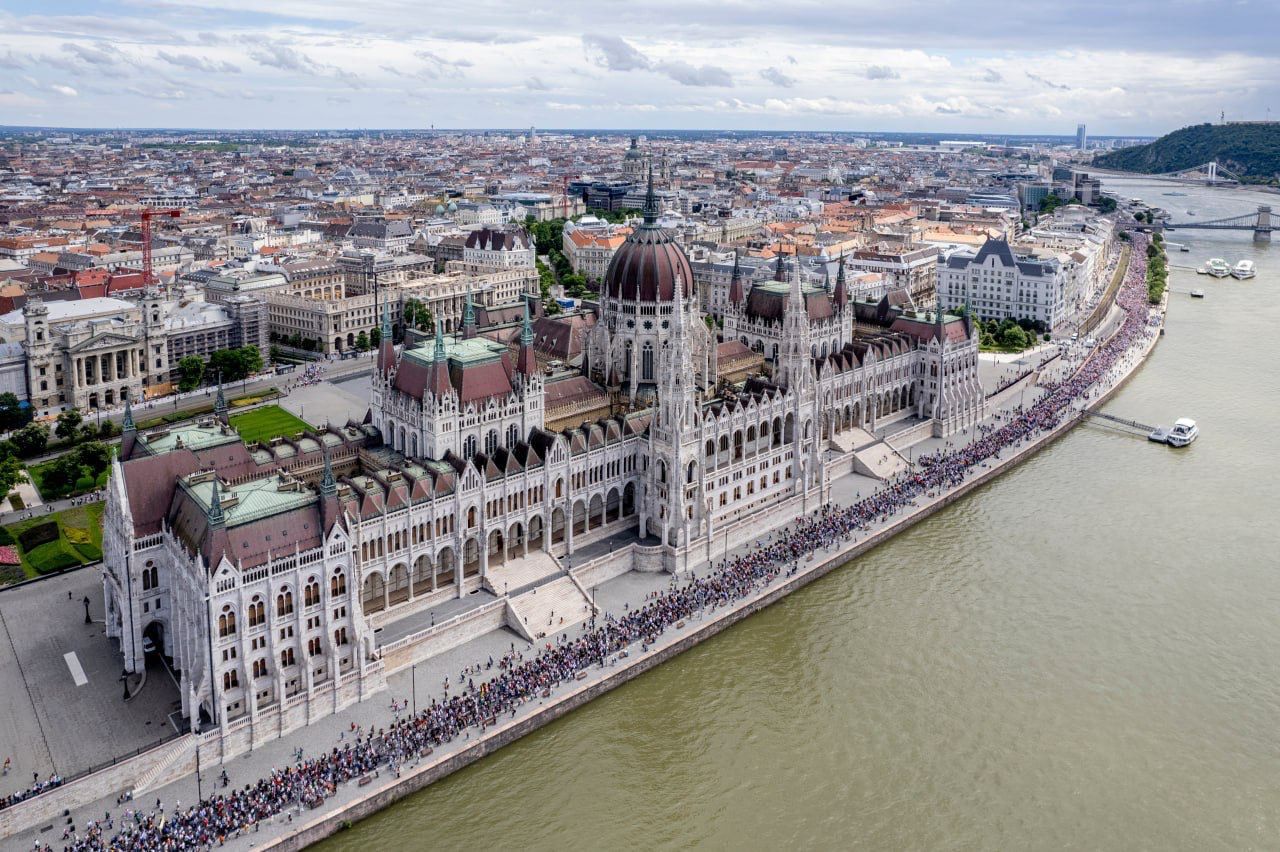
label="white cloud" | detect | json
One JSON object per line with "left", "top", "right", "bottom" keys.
{"left": 51, "top": 84, "right": 78, "bottom": 97}
{"left": 759, "top": 66, "right": 796, "bottom": 88}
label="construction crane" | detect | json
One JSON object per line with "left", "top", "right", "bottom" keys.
{"left": 139, "top": 208, "right": 181, "bottom": 288}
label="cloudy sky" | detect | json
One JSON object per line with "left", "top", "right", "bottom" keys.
{"left": 1, "top": 0, "right": 1276, "bottom": 134}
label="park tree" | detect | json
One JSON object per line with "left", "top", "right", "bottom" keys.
{"left": 0, "top": 392, "right": 32, "bottom": 432}
{"left": 42, "top": 452, "right": 87, "bottom": 498}
{"left": 355, "top": 331, "right": 370, "bottom": 352}
{"left": 11, "top": 423, "right": 48, "bottom": 457}
{"left": 370, "top": 327, "right": 382, "bottom": 347}
{"left": 176, "top": 355, "right": 205, "bottom": 392}
{"left": 0, "top": 452, "right": 21, "bottom": 496}
{"left": 55, "top": 408, "right": 83, "bottom": 442}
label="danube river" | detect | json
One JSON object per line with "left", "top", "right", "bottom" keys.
{"left": 322, "top": 179, "right": 1279, "bottom": 851}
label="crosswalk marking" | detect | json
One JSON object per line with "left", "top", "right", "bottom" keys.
{"left": 64, "top": 651, "right": 88, "bottom": 686}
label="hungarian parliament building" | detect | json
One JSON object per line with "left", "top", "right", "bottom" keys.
{"left": 102, "top": 184, "right": 983, "bottom": 749}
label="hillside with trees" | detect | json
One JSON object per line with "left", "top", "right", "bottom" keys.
{"left": 1094, "top": 123, "right": 1280, "bottom": 185}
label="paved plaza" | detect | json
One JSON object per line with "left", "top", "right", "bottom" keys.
{"left": 278, "top": 377, "right": 370, "bottom": 429}
{"left": 0, "top": 570, "right": 180, "bottom": 802}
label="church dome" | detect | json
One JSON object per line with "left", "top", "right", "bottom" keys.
{"left": 603, "top": 177, "right": 692, "bottom": 302}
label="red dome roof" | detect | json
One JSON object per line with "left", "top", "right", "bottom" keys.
{"left": 604, "top": 223, "right": 693, "bottom": 302}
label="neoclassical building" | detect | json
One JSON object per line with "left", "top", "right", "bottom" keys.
{"left": 101, "top": 179, "right": 982, "bottom": 750}
{"left": 1, "top": 293, "right": 169, "bottom": 414}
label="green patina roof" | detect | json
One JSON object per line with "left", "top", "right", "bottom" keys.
{"left": 403, "top": 333, "right": 507, "bottom": 368}
{"left": 184, "top": 475, "right": 316, "bottom": 528}
{"left": 140, "top": 422, "right": 241, "bottom": 455}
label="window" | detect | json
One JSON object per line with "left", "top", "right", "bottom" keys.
{"left": 307, "top": 637, "right": 322, "bottom": 657}
{"left": 331, "top": 572, "right": 346, "bottom": 597}
{"left": 484, "top": 430, "right": 497, "bottom": 455}
{"left": 252, "top": 659, "right": 268, "bottom": 679}
{"left": 334, "top": 627, "right": 349, "bottom": 646}
{"left": 222, "top": 670, "right": 239, "bottom": 690}
{"left": 280, "top": 648, "right": 296, "bottom": 668}
{"left": 247, "top": 598, "right": 265, "bottom": 627}
{"left": 218, "top": 606, "right": 237, "bottom": 637}
{"left": 304, "top": 580, "right": 321, "bottom": 608}
{"left": 276, "top": 590, "right": 293, "bottom": 617}
{"left": 641, "top": 342, "right": 654, "bottom": 380}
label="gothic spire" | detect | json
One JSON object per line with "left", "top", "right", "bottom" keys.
{"left": 641, "top": 164, "right": 658, "bottom": 226}
{"left": 834, "top": 252, "right": 848, "bottom": 310}
{"left": 462, "top": 286, "right": 477, "bottom": 339}
{"left": 728, "top": 250, "right": 745, "bottom": 306}
{"left": 122, "top": 392, "right": 135, "bottom": 433}
{"left": 380, "top": 291, "right": 393, "bottom": 340}
{"left": 208, "top": 476, "right": 225, "bottom": 528}
{"left": 320, "top": 446, "right": 336, "bottom": 497}
{"left": 214, "top": 372, "right": 228, "bottom": 421}
{"left": 516, "top": 297, "right": 537, "bottom": 376}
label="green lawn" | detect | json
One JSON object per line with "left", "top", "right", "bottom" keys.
{"left": 0, "top": 503, "right": 104, "bottom": 584}
{"left": 27, "top": 458, "right": 110, "bottom": 501}
{"left": 229, "top": 404, "right": 312, "bottom": 445}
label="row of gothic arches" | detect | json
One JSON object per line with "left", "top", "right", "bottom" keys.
{"left": 359, "top": 483, "right": 638, "bottom": 616}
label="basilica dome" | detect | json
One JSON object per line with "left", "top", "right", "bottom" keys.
{"left": 603, "top": 178, "right": 692, "bottom": 303}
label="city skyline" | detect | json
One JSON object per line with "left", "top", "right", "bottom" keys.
{"left": 1, "top": 0, "right": 1276, "bottom": 134}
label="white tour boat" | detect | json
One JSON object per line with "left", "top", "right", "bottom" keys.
{"left": 1206, "top": 258, "right": 1231, "bottom": 278}
{"left": 1232, "top": 260, "right": 1256, "bottom": 279}
{"left": 1165, "top": 418, "right": 1199, "bottom": 447}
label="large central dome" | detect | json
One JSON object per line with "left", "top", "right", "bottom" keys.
{"left": 603, "top": 175, "right": 693, "bottom": 302}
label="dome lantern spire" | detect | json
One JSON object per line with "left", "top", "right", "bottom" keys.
{"left": 641, "top": 164, "right": 658, "bottom": 226}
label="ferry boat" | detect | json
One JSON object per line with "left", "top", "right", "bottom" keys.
{"left": 1206, "top": 258, "right": 1231, "bottom": 278}
{"left": 1190, "top": 289, "right": 1205, "bottom": 298}
{"left": 1232, "top": 260, "right": 1256, "bottom": 279}
{"left": 1165, "top": 418, "right": 1199, "bottom": 447}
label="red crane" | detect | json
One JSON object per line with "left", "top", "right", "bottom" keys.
{"left": 139, "top": 208, "right": 181, "bottom": 288}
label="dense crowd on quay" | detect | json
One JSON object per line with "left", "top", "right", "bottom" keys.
{"left": 24, "top": 238, "right": 1157, "bottom": 852}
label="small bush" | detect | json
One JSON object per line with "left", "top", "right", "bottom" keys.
{"left": 18, "top": 522, "right": 59, "bottom": 551}
{"left": 26, "top": 541, "right": 80, "bottom": 574}
{"left": 64, "top": 525, "right": 91, "bottom": 545}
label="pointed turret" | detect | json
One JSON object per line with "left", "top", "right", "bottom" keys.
{"left": 207, "top": 476, "right": 225, "bottom": 528}
{"left": 833, "top": 253, "right": 848, "bottom": 311}
{"left": 320, "top": 446, "right": 336, "bottom": 496}
{"left": 213, "top": 373, "right": 228, "bottom": 423}
{"left": 516, "top": 298, "right": 537, "bottom": 376}
{"left": 425, "top": 321, "right": 452, "bottom": 398}
{"left": 461, "top": 286, "right": 477, "bottom": 339}
{"left": 377, "top": 293, "right": 396, "bottom": 374}
{"left": 774, "top": 249, "right": 787, "bottom": 282}
{"left": 641, "top": 165, "right": 658, "bottom": 227}
{"left": 728, "top": 250, "right": 745, "bottom": 306}
{"left": 120, "top": 393, "right": 136, "bottom": 459}
{"left": 319, "top": 445, "right": 342, "bottom": 532}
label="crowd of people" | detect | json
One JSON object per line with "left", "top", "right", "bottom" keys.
{"left": 1, "top": 772, "right": 62, "bottom": 812}
{"left": 25, "top": 238, "right": 1158, "bottom": 851}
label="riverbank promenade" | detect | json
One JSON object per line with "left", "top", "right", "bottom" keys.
{"left": 4, "top": 238, "right": 1162, "bottom": 852}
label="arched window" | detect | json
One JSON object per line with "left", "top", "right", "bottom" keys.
{"left": 331, "top": 572, "right": 347, "bottom": 597}
{"left": 304, "top": 580, "right": 321, "bottom": 608}
{"left": 334, "top": 627, "right": 349, "bottom": 646}
{"left": 485, "top": 429, "right": 498, "bottom": 455}
{"left": 687, "top": 461, "right": 697, "bottom": 484}
{"left": 276, "top": 590, "right": 293, "bottom": 617}
{"left": 218, "top": 606, "right": 236, "bottom": 637}
{"left": 247, "top": 597, "right": 265, "bottom": 627}
{"left": 641, "top": 342, "right": 654, "bottom": 380}
{"left": 507, "top": 424, "right": 519, "bottom": 447}
{"left": 463, "top": 434, "right": 477, "bottom": 458}
{"left": 223, "top": 670, "right": 239, "bottom": 690}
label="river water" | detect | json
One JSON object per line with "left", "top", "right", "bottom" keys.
{"left": 322, "top": 179, "right": 1279, "bottom": 851}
